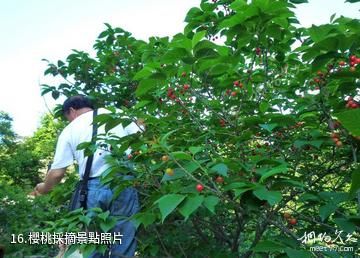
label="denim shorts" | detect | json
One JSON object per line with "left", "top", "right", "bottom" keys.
{"left": 77, "top": 178, "right": 140, "bottom": 258}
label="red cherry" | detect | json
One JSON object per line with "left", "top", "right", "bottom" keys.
{"left": 127, "top": 154, "right": 133, "bottom": 159}
{"left": 289, "top": 218, "right": 297, "bottom": 225}
{"left": 350, "top": 55, "right": 357, "bottom": 62}
{"left": 336, "top": 141, "right": 343, "bottom": 147}
{"left": 231, "top": 91, "right": 237, "bottom": 97}
{"left": 333, "top": 121, "right": 340, "bottom": 129}
{"left": 332, "top": 137, "right": 340, "bottom": 144}
{"left": 233, "top": 80, "right": 239, "bottom": 86}
{"left": 181, "top": 71, "right": 187, "bottom": 77}
{"left": 317, "top": 71, "right": 324, "bottom": 77}
{"left": 331, "top": 133, "right": 339, "bottom": 139}
{"left": 283, "top": 213, "right": 291, "bottom": 219}
{"left": 219, "top": 119, "right": 226, "bottom": 127}
{"left": 339, "top": 61, "right": 346, "bottom": 66}
{"left": 350, "top": 61, "right": 356, "bottom": 67}
{"left": 351, "top": 103, "right": 358, "bottom": 109}
{"left": 314, "top": 78, "right": 321, "bottom": 83}
{"left": 215, "top": 176, "right": 224, "bottom": 183}
{"left": 349, "top": 66, "right": 356, "bottom": 72}
{"left": 196, "top": 184, "right": 204, "bottom": 192}
{"left": 255, "top": 47, "right": 261, "bottom": 55}
{"left": 356, "top": 58, "right": 360, "bottom": 64}
{"left": 183, "top": 84, "right": 190, "bottom": 90}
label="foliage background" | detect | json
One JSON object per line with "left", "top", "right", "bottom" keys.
{"left": 1, "top": 0, "right": 360, "bottom": 257}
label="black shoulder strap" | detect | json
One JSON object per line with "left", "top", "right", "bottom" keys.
{"left": 79, "top": 109, "right": 98, "bottom": 209}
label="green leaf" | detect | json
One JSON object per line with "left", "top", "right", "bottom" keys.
{"left": 52, "top": 90, "right": 60, "bottom": 100}
{"left": 284, "top": 248, "right": 313, "bottom": 258}
{"left": 252, "top": 240, "right": 286, "bottom": 252}
{"left": 133, "top": 67, "right": 156, "bottom": 80}
{"left": 171, "top": 151, "right": 192, "bottom": 160}
{"left": 135, "top": 79, "right": 159, "bottom": 97}
{"left": 318, "top": 192, "right": 349, "bottom": 204}
{"left": 161, "top": 48, "right": 189, "bottom": 63}
{"left": 308, "top": 140, "right": 324, "bottom": 149}
{"left": 349, "top": 167, "right": 360, "bottom": 197}
{"left": 224, "top": 182, "right": 249, "bottom": 191}
{"left": 272, "top": 17, "right": 288, "bottom": 28}
{"left": 307, "top": 24, "right": 334, "bottom": 43}
{"left": 100, "top": 217, "right": 117, "bottom": 232}
{"left": 209, "top": 63, "right": 230, "bottom": 76}
{"left": 229, "top": 0, "right": 247, "bottom": 11}
{"left": 259, "top": 123, "right": 278, "bottom": 132}
{"left": 155, "top": 194, "right": 186, "bottom": 223}
{"left": 319, "top": 203, "right": 338, "bottom": 221}
{"left": 81, "top": 245, "right": 97, "bottom": 258}
{"left": 171, "top": 34, "right": 192, "bottom": 51}
{"left": 134, "top": 100, "right": 151, "bottom": 109}
{"left": 299, "top": 193, "right": 320, "bottom": 202}
{"left": 159, "top": 129, "right": 179, "bottom": 147}
{"left": 140, "top": 213, "right": 156, "bottom": 228}
{"left": 253, "top": 187, "right": 282, "bottom": 206}
{"left": 203, "top": 196, "right": 219, "bottom": 214}
{"left": 184, "top": 7, "right": 203, "bottom": 23}
{"left": 179, "top": 195, "right": 204, "bottom": 220}
{"left": 299, "top": 111, "right": 318, "bottom": 120}
{"left": 98, "top": 211, "right": 110, "bottom": 221}
{"left": 209, "top": 163, "right": 228, "bottom": 177}
{"left": 219, "top": 5, "right": 259, "bottom": 29}
{"left": 189, "top": 146, "right": 203, "bottom": 155}
{"left": 260, "top": 165, "right": 288, "bottom": 183}
{"left": 259, "top": 102, "right": 269, "bottom": 113}
{"left": 183, "top": 161, "right": 201, "bottom": 173}
{"left": 64, "top": 245, "right": 78, "bottom": 258}
{"left": 335, "top": 109, "right": 360, "bottom": 136}
{"left": 234, "top": 188, "right": 253, "bottom": 198}
{"left": 161, "top": 168, "right": 186, "bottom": 182}
{"left": 345, "top": 0, "right": 360, "bottom": 2}
{"left": 330, "top": 13, "right": 336, "bottom": 23}
{"left": 132, "top": 212, "right": 156, "bottom": 229}
{"left": 79, "top": 215, "right": 91, "bottom": 226}
{"left": 334, "top": 218, "right": 356, "bottom": 234}
{"left": 192, "top": 31, "right": 206, "bottom": 49}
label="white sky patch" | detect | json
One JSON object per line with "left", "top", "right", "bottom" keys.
{"left": 0, "top": 0, "right": 359, "bottom": 136}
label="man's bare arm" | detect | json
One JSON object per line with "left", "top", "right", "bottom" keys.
{"left": 33, "top": 168, "right": 66, "bottom": 195}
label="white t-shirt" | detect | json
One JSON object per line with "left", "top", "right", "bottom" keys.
{"left": 51, "top": 108, "right": 142, "bottom": 179}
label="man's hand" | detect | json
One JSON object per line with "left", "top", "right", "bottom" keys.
{"left": 30, "top": 168, "right": 66, "bottom": 196}
{"left": 29, "top": 183, "right": 46, "bottom": 197}
{"left": 35, "top": 182, "right": 47, "bottom": 194}
{"left": 136, "top": 118, "right": 146, "bottom": 132}
{"left": 136, "top": 118, "right": 145, "bottom": 126}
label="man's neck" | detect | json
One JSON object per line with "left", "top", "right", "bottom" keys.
{"left": 73, "top": 108, "right": 93, "bottom": 121}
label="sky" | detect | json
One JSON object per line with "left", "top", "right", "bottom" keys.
{"left": 0, "top": 0, "right": 359, "bottom": 137}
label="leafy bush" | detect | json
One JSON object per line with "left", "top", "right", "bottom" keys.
{"left": 38, "top": 0, "right": 360, "bottom": 257}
